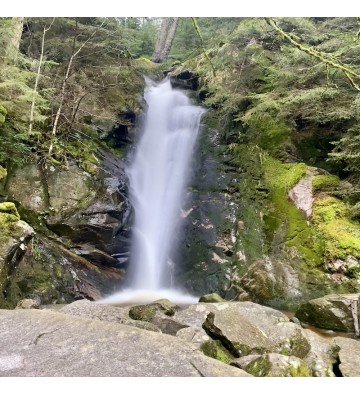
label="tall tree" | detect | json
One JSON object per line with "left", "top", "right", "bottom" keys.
{"left": 151, "top": 17, "right": 178, "bottom": 63}
{"left": 29, "top": 18, "right": 54, "bottom": 134}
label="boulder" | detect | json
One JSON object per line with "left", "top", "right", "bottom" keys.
{"left": 199, "top": 293, "right": 225, "bottom": 303}
{"left": 170, "top": 69, "right": 199, "bottom": 90}
{"left": 333, "top": 336, "right": 360, "bottom": 377}
{"left": 0, "top": 234, "right": 123, "bottom": 308}
{"left": 0, "top": 309, "right": 251, "bottom": 377}
{"left": 6, "top": 164, "right": 47, "bottom": 211}
{"left": 232, "top": 353, "right": 312, "bottom": 377}
{"left": 175, "top": 302, "right": 311, "bottom": 359}
{"left": 176, "top": 327, "right": 210, "bottom": 345}
{"left": 15, "top": 298, "right": 40, "bottom": 309}
{"left": 295, "top": 294, "right": 360, "bottom": 332}
{"left": 0, "top": 205, "right": 35, "bottom": 307}
{"left": 302, "top": 329, "right": 338, "bottom": 377}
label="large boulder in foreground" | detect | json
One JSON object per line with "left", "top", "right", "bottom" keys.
{"left": 175, "top": 302, "right": 311, "bottom": 358}
{"left": 0, "top": 309, "right": 250, "bottom": 377}
{"left": 295, "top": 294, "right": 360, "bottom": 332}
{"left": 333, "top": 337, "right": 360, "bottom": 377}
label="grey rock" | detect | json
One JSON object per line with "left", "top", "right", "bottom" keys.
{"left": 0, "top": 309, "right": 251, "bottom": 377}
{"left": 15, "top": 299, "right": 40, "bottom": 309}
{"left": 333, "top": 336, "right": 360, "bottom": 377}
{"left": 176, "top": 327, "right": 210, "bottom": 345}
{"left": 175, "top": 302, "right": 310, "bottom": 358}
{"left": 151, "top": 316, "right": 189, "bottom": 336}
{"left": 302, "top": 329, "right": 337, "bottom": 377}
{"left": 59, "top": 299, "right": 128, "bottom": 323}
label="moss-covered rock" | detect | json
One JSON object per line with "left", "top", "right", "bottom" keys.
{"left": 312, "top": 174, "right": 341, "bottom": 193}
{"left": 295, "top": 293, "right": 359, "bottom": 332}
{"left": 312, "top": 196, "right": 360, "bottom": 260}
{"left": 0, "top": 202, "right": 20, "bottom": 220}
{"left": 128, "top": 305, "right": 157, "bottom": 322}
{"left": 241, "top": 353, "right": 312, "bottom": 377}
{"left": 199, "top": 293, "right": 225, "bottom": 303}
{"left": 200, "top": 339, "right": 234, "bottom": 364}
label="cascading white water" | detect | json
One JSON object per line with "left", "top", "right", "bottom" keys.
{"left": 100, "top": 79, "right": 203, "bottom": 304}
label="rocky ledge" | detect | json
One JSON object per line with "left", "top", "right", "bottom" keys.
{"left": 1, "top": 298, "right": 359, "bottom": 377}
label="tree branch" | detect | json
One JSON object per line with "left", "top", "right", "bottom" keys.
{"left": 265, "top": 17, "right": 360, "bottom": 92}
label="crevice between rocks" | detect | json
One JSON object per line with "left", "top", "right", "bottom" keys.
{"left": 332, "top": 356, "right": 343, "bottom": 377}
{"left": 202, "top": 312, "right": 240, "bottom": 358}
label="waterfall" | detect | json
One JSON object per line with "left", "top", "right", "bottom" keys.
{"left": 100, "top": 79, "right": 203, "bottom": 304}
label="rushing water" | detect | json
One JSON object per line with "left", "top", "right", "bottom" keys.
{"left": 100, "top": 79, "right": 204, "bottom": 305}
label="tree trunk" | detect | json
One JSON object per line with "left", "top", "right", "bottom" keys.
{"left": 151, "top": 18, "right": 178, "bottom": 63}
{"left": 11, "top": 17, "right": 24, "bottom": 50}
{"left": 6, "top": 17, "right": 24, "bottom": 61}
{"left": 162, "top": 17, "right": 179, "bottom": 61}
{"left": 29, "top": 19, "right": 54, "bottom": 134}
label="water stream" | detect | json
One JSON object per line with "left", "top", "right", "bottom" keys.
{"left": 101, "top": 79, "right": 203, "bottom": 304}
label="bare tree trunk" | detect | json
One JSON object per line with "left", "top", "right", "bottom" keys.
{"left": 151, "top": 18, "right": 171, "bottom": 63}
{"left": 162, "top": 17, "right": 179, "bottom": 61}
{"left": 29, "top": 18, "right": 55, "bottom": 134}
{"left": 6, "top": 17, "right": 24, "bottom": 61}
{"left": 11, "top": 17, "right": 24, "bottom": 50}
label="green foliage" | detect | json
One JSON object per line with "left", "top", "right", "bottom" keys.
{"left": 329, "top": 127, "right": 360, "bottom": 183}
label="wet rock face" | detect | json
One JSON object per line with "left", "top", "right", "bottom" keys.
{"left": 45, "top": 154, "right": 133, "bottom": 270}
{"left": 173, "top": 122, "right": 238, "bottom": 297}
{"left": 1, "top": 152, "right": 132, "bottom": 307}
{"left": 170, "top": 69, "right": 199, "bottom": 90}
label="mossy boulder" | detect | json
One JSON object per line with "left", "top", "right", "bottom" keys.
{"left": 199, "top": 293, "right": 225, "bottom": 303}
{"left": 312, "top": 174, "right": 341, "bottom": 193}
{"left": 0, "top": 234, "right": 123, "bottom": 309}
{"left": 200, "top": 339, "right": 234, "bottom": 364}
{"left": 312, "top": 196, "right": 360, "bottom": 260}
{"left": 238, "top": 353, "right": 312, "bottom": 377}
{"left": 295, "top": 293, "right": 359, "bottom": 332}
{"left": 129, "top": 305, "right": 157, "bottom": 322}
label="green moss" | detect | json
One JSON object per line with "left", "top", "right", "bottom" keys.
{"left": 313, "top": 196, "right": 360, "bottom": 260}
{"left": 264, "top": 157, "right": 307, "bottom": 191}
{"left": 263, "top": 157, "right": 323, "bottom": 266}
{"left": 289, "top": 363, "right": 312, "bottom": 377}
{"left": 200, "top": 340, "right": 234, "bottom": 364}
{"left": 287, "top": 328, "right": 311, "bottom": 359}
{"left": 0, "top": 166, "right": 6, "bottom": 181}
{"left": 312, "top": 174, "right": 341, "bottom": 193}
{"left": 0, "top": 105, "right": 6, "bottom": 123}
{"left": 245, "top": 355, "right": 272, "bottom": 377}
{"left": 0, "top": 203, "right": 21, "bottom": 242}
{"left": 129, "top": 305, "right": 156, "bottom": 322}
{"left": 312, "top": 197, "right": 348, "bottom": 223}
{"left": 0, "top": 202, "right": 20, "bottom": 219}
